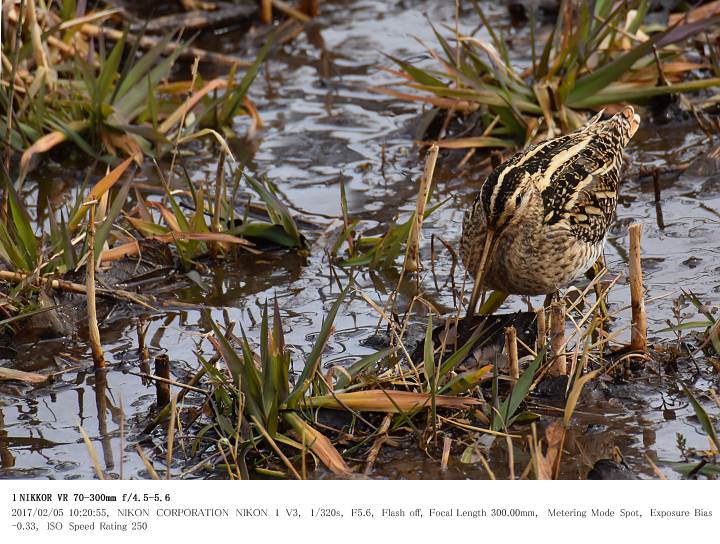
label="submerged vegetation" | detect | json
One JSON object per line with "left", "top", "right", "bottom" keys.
{"left": 0, "top": 1, "right": 719, "bottom": 480}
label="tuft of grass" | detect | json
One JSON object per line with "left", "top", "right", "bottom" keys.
{"left": 1, "top": 2, "right": 273, "bottom": 175}
{"left": 333, "top": 196, "right": 447, "bottom": 270}
{"left": 187, "top": 290, "right": 487, "bottom": 477}
{"left": 376, "top": 1, "right": 720, "bottom": 150}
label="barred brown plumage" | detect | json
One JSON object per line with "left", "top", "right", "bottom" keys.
{"left": 461, "top": 106, "right": 640, "bottom": 315}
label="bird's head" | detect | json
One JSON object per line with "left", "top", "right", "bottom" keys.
{"left": 478, "top": 167, "right": 536, "bottom": 231}
{"left": 615, "top": 105, "right": 641, "bottom": 145}
{"left": 466, "top": 161, "right": 536, "bottom": 315}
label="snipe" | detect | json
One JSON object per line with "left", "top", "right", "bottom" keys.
{"left": 461, "top": 106, "right": 641, "bottom": 315}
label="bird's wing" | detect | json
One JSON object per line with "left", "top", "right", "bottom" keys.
{"left": 536, "top": 125, "right": 626, "bottom": 244}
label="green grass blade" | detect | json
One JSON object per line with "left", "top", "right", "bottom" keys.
{"left": 384, "top": 53, "right": 447, "bottom": 87}
{"left": 492, "top": 346, "right": 545, "bottom": 431}
{"left": 1, "top": 166, "right": 37, "bottom": 269}
{"left": 114, "top": 32, "right": 175, "bottom": 102}
{"left": 334, "top": 347, "right": 395, "bottom": 391}
{"left": 209, "top": 319, "right": 265, "bottom": 424}
{"left": 244, "top": 175, "right": 303, "bottom": 247}
{"left": 114, "top": 43, "right": 184, "bottom": 120}
{"left": 285, "top": 284, "right": 349, "bottom": 408}
{"left": 682, "top": 384, "right": 720, "bottom": 452}
{"left": 218, "top": 30, "right": 276, "bottom": 125}
{"left": 94, "top": 177, "right": 132, "bottom": 264}
{"left": 273, "top": 298, "right": 290, "bottom": 400}
{"left": 97, "top": 31, "right": 126, "bottom": 104}
{"left": 236, "top": 223, "right": 298, "bottom": 248}
{"left": 568, "top": 78, "right": 720, "bottom": 109}
{"left": 0, "top": 220, "right": 28, "bottom": 271}
{"left": 423, "top": 315, "right": 435, "bottom": 392}
{"left": 569, "top": 16, "right": 720, "bottom": 104}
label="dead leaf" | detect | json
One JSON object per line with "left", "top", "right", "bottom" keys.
{"left": 305, "top": 390, "right": 481, "bottom": 412}
{"left": 669, "top": 0, "right": 720, "bottom": 25}
{"left": 536, "top": 421, "right": 564, "bottom": 480}
{"left": 283, "top": 412, "right": 352, "bottom": 477}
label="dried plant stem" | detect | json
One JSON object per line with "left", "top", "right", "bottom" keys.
{"left": 154, "top": 354, "right": 171, "bottom": 409}
{"left": 137, "top": 320, "right": 150, "bottom": 363}
{"left": 364, "top": 413, "right": 392, "bottom": 475}
{"left": 441, "top": 436, "right": 452, "bottom": 471}
{"left": 86, "top": 207, "right": 105, "bottom": 369}
{"left": 81, "top": 20, "right": 250, "bottom": 67}
{"left": 536, "top": 307, "right": 546, "bottom": 352}
{"left": 505, "top": 435, "right": 515, "bottom": 480}
{"left": 628, "top": 223, "right": 647, "bottom": 352}
{"left": 78, "top": 423, "right": 105, "bottom": 480}
{"left": 645, "top": 454, "right": 668, "bottom": 480}
{"left": 5, "top": 5, "right": 251, "bottom": 68}
{"left": 0, "top": 270, "right": 156, "bottom": 308}
{"left": 135, "top": 445, "right": 160, "bottom": 480}
{"left": 25, "top": 0, "right": 49, "bottom": 73}
{"left": 166, "top": 396, "right": 177, "bottom": 480}
{"left": 652, "top": 170, "right": 665, "bottom": 230}
{"left": 273, "top": 0, "right": 311, "bottom": 22}
{"left": 550, "top": 300, "right": 567, "bottom": 376}
{"left": 505, "top": 326, "right": 519, "bottom": 379}
{"left": 136, "top": 372, "right": 206, "bottom": 394}
{"left": 301, "top": 0, "right": 320, "bottom": 16}
{"left": 403, "top": 144, "right": 439, "bottom": 274}
{"left": 260, "top": 0, "right": 272, "bottom": 23}
{"left": 252, "top": 416, "right": 302, "bottom": 480}
{"left": 141, "top": 356, "right": 213, "bottom": 436}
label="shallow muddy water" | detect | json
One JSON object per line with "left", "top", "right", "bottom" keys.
{"left": 1, "top": 1, "right": 719, "bottom": 480}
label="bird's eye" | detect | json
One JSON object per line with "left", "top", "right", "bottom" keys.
{"left": 515, "top": 194, "right": 522, "bottom": 208}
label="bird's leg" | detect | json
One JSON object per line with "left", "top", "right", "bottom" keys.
{"left": 542, "top": 292, "right": 555, "bottom": 310}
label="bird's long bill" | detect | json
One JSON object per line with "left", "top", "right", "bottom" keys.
{"left": 467, "top": 229, "right": 496, "bottom": 317}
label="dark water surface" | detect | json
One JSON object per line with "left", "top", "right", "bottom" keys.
{"left": 1, "top": 1, "right": 719, "bottom": 480}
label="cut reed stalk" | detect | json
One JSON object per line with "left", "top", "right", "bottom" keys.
{"left": 137, "top": 320, "right": 150, "bottom": 363}
{"left": 505, "top": 326, "right": 519, "bottom": 380}
{"left": 536, "top": 307, "right": 546, "bottom": 352}
{"left": 403, "top": 144, "right": 439, "bottom": 274}
{"left": 154, "top": 354, "right": 171, "bottom": 409}
{"left": 550, "top": 301, "right": 567, "bottom": 376}
{"left": 441, "top": 436, "right": 452, "bottom": 471}
{"left": 260, "top": 0, "right": 272, "bottom": 23}
{"left": 628, "top": 223, "right": 647, "bottom": 352}
{"left": 86, "top": 206, "right": 105, "bottom": 369}
{"left": 301, "top": 0, "right": 320, "bottom": 16}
